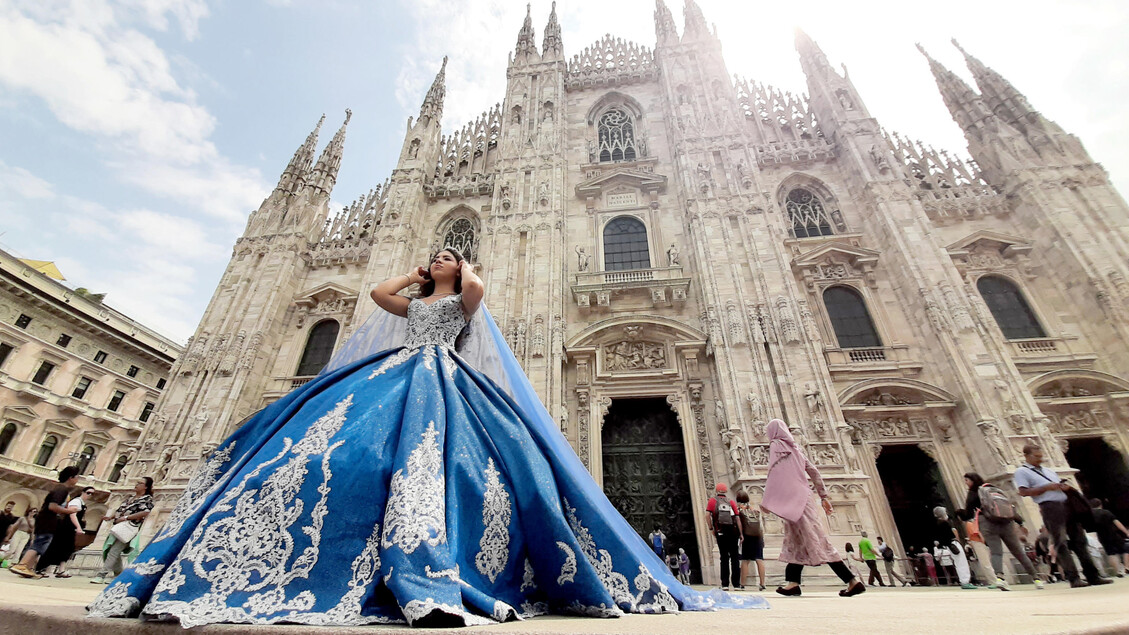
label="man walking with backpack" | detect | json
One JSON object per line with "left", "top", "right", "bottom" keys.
{"left": 961, "top": 471, "right": 1044, "bottom": 590}
{"left": 1014, "top": 445, "right": 1111, "bottom": 588}
{"left": 705, "top": 482, "right": 743, "bottom": 590}
{"left": 876, "top": 536, "right": 908, "bottom": 586}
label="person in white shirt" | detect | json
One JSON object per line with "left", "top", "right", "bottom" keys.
{"left": 1014, "top": 444, "right": 1111, "bottom": 588}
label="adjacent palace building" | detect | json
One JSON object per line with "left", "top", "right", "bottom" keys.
{"left": 106, "top": 2, "right": 1129, "bottom": 583}
{"left": 0, "top": 249, "right": 181, "bottom": 543}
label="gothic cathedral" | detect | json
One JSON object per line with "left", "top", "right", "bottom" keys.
{"left": 126, "top": 2, "right": 1129, "bottom": 584}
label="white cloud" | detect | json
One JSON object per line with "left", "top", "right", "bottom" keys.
{"left": 0, "top": 1, "right": 269, "bottom": 221}
{"left": 0, "top": 160, "right": 56, "bottom": 200}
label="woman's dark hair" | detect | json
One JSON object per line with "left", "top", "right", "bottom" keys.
{"left": 58, "top": 466, "right": 79, "bottom": 483}
{"left": 140, "top": 476, "right": 154, "bottom": 496}
{"left": 82, "top": 486, "right": 95, "bottom": 495}
{"left": 418, "top": 248, "right": 465, "bottom": 298}
{"left": 735, "top": 489, "right": 750, "bottom": 503}
{"left": 845, "top": 542, "right": 855, "bottom": 552}
{"left": 963, "top": 472, "right": 985, "bottom": 491}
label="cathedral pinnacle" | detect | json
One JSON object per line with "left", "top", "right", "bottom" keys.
{"left": 654, "top": 0, "right": 679, "bottom": 46}
{"left": 794, "top": 28, "right": 832, "bottom": 74}
{"left": 917, "top": 43, "right": 993, "bottom": 134}
{"left": 542, "top": 2, "right": 563, "bottom": 59}
{"left": 419, "top": 56, "right": 447, "bottom": 125}
{"left": 951, "top": 39, "right": 1047, "bottom": 134}
{"left": 275, "top": 113, "right": 325, "bottom": 195}
{"left": 514, "top": 4, "right": 540, "bottom": 63}
{"left": 681, "top": 0, "right": 710, "bottom": 40}
{"left": 309, "top": 109, "right": 351, "bottom": 195}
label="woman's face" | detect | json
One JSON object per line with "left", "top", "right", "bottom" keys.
{"left": 964, "top": 477, "right": 973, "bottom": 488}
{"left": 134, "top": 480, "right": 146, "bottom": 495}
{"left": 428, "top": 250, "right": 461, "bottom": 284}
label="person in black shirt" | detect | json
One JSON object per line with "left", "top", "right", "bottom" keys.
{"left": 0, "top": 501, "right": 16, "bottom": 543}
{"left": 10, "top": 466, "right": 80, "bottom": 578}
{"left": 1090, "top": 499, "right": 1129, "bottom": 576}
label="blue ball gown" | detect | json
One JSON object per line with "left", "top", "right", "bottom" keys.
{"left": 88, "top": 294, "right": 766, "bottom": 627}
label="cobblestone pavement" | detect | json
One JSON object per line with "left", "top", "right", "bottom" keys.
{"left": 1, "top": 573, "right": 1128, "bottom": 634}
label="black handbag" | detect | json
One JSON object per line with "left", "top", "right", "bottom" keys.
{"left": 1028, "top": 466, "right": 1096, "bottom": 531}
{"left": 1064, "top": 488, "right": 1097, "bottom": 531}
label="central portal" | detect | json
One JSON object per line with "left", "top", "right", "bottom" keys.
{"left": 601, "top": 397, "right": 700, "bottom": 583}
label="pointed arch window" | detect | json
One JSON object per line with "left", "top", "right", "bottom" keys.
{"left": 976, "top": 275, "right": 1045, "bottom": 340}
{"left": 786, "top": 188, "right": 834, "bottom": 238}
{"left": 597, "top": 109, "right": 638, "bottom": 162}
{"left": 35, "top": 435, "right": 57, "bottom": 467}
{"left": 76, "top": 445, "right": 96, "bottom": 475}
{"left": 0, "top": 422, "right": 16, "bottom": 455}
{"left": 109, "top": 454, "right": 129, "bottom": 483}
{"left": 823, "top": 286, "right": 882, "bottom": 348}
{"left": 295, "top": 319, "right": 340, "bottom": 377}
{"left": 603, "top": 216, "right": 650, "bottom": 271}
{"left": 442, "top": 217, "right": 477, "bottom": 262}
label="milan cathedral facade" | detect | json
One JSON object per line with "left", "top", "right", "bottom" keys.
{"left": 121, "top": 2, "right": 1129, "bottom": 583}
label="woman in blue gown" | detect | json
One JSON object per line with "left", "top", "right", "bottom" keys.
{"left": 88, "top": 248, "right": 766, "bottom": 627}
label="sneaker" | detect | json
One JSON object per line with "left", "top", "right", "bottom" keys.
{"left": 961, "top": 583, "right": 978, "bottom": 590}
{"left": 90, "top": 576, "right": 105, "bottom": 584}
{"left": 995, "top": 577, "right": 1010, "bottom": 591}
{"left": 1034, "top": 579, "right": 1045, "bottom": 590}
{"left": 721, "top": 586, "right": 729, "bottom": 591}
{"left": 9, "top": 564, "right": 34, "bottom": 579}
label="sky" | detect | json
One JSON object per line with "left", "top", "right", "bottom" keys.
{"left": 1, "top": 0, "right": 1126, "bottom": 344}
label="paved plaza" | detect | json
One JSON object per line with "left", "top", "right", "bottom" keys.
{"left": 0, "top": 574, "right": 1127, "bottom": 634}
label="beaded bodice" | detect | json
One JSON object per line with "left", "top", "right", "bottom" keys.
{"left": 404, "top": 293, "right": 468, "bottom": 349}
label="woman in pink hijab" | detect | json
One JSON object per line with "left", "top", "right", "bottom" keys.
{"left": 761, "top": 419, "right": 865, "bottom": 597}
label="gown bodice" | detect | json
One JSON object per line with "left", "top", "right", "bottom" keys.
{"left": 403, "top": 293, "right": 467, "bottom": 349}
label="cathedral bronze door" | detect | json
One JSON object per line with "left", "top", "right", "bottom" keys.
{"left": 601, "top": 397, "right": 700, "bottom": 583}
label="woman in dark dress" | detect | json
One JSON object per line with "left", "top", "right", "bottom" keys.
{"left": 37, "top": 486, "right": 92, "bottom": 577}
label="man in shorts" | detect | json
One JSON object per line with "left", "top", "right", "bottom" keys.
{"left": 1090, "top": 499, "right": 1129, "bottom": 576}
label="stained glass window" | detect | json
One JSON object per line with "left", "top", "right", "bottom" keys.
{"left": 786, "top": 188, "right": 834, "bottom": 238}
{"left": 603, "top": 216, "right": 650, "bottom": 271}
{"left": 296, "top": 320, "right": 340, "bottom": 376}
{"left": 824, "top": 286, "right": 882, "bottom": 348}
{"left": 977, "top": 276, "right": 1045, "bottom": 340}
{"left": 598, "top": 109, "right": 638, "bottom": 163}
{"left": 443, "top": 218, "right": 476, "bottom": 262}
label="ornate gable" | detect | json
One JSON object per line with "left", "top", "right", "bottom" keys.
{"left": 292, "top": 282, "right": 359, "bottom": 328}
{"left": 791, "top": 242, "right": 880, "bottom": 290}
{"left": 575, "top": 167, "right": 667, "bottom": 210}
{"left": 946, "top": 230, "right": 1033, "bottom": 277}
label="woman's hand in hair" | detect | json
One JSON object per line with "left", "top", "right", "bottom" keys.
{"left": 408, "top": 265, "right": 429, "bottom": 285}
{"left": 459, "top": 260, "right": 484, "bottom": 316}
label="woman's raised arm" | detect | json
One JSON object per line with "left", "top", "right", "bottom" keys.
{"left": 459, "top": 261, "right": 484, "bottom": 316}
{"left": 371, "top": 267, "right": 426, "bottom": 317}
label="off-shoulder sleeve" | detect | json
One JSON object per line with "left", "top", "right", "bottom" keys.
{"left": 805, "top": 457, "right": 829, "bottom": 498}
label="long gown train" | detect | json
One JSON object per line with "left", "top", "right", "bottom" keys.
{"left": 88, "top": 295, "right": 765, "bottom": 627}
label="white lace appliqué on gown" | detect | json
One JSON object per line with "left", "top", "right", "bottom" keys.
{"left": 474, "top": 458, "right": 511, "bottom": 583}
{"left": 153, "top": 443, "right": 236, "bottom": 543}
{"left": 382, "top": 421, "right": 445, "bottom": 554}
{"left": 144, "top": 396, "right": 354, "bottom": 627}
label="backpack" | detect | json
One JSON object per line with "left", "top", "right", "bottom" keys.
{"left": 881, "top": 544, "right": 894, "bottom": 562}
{"left": 978, "top": 483, "right": 1016, "bottom": 521}
{"left": 714, "top": 495, "right": 736, "bottom": 528}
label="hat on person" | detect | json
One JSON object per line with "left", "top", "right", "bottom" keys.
{"left": 715, "top": 482, "right": 728, "bottom": 493}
